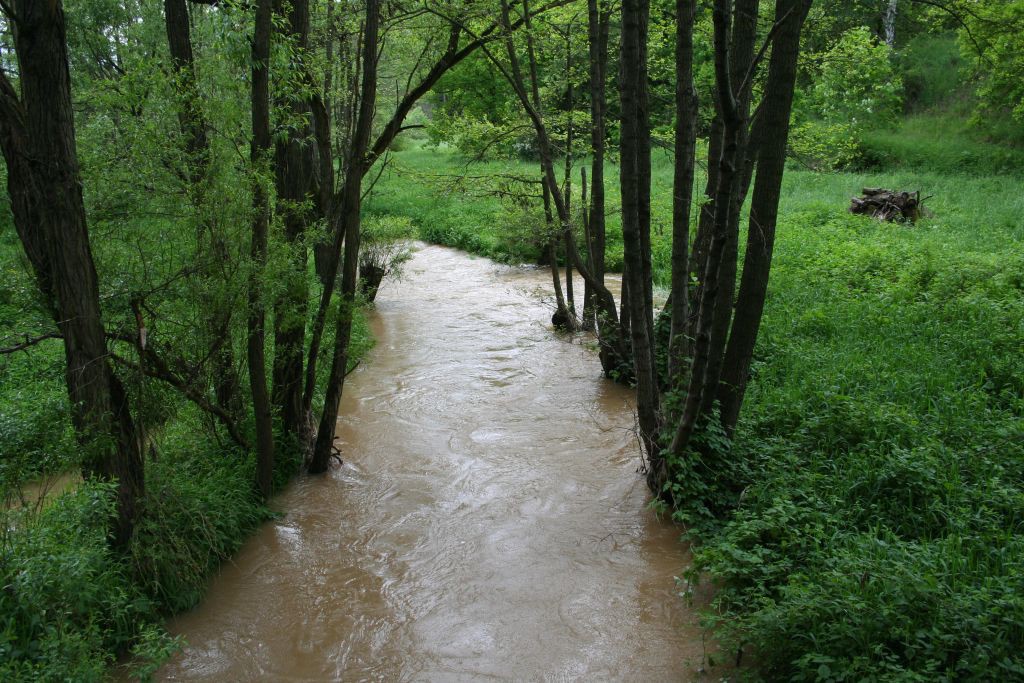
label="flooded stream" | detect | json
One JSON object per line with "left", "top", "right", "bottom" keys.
{"left": 160, "top": 244, "right": 709, "bottom": 681}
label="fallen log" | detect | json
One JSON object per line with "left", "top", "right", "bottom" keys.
{"left": 849, "top": 187, "right": 928, "bottom": 223}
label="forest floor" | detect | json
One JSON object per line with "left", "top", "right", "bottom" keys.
{"left": 367, "top": 134, "right": 1024, "bottom": 678}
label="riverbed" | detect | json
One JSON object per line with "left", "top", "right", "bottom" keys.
{"left": 159, "top": 244, "right": 710, "bottom": 681}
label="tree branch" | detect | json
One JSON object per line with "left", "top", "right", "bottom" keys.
{"left": 0, "top": 332, "right": 61, "bottom": 354}
{"left": 107, "top": 334, "right": 251, "bottom": 450}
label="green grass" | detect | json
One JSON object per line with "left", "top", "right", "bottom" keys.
{"left": 859, "top": 113, "right": 1024, "bottom": 176}
{"left": 368, "top": 142, "right": 1024, "bottom": 680}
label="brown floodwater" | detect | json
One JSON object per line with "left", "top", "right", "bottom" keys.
{"left": 159, "top": 244, "right": 714, "bottom": 681}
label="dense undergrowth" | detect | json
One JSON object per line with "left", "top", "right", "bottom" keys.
{"left": 0, "top": 241, "right": 373, "bottom": 679}
{"left": 367, "top": 134, "right": 1024, "bottom": 679}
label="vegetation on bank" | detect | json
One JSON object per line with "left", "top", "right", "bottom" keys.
{"left": 2, "top": 0, "right": 1023, "bottom": 678}
{"left": 0, "top": 288, "right": 372, "bottom": 680}
{"left": 367, "top": 137, "right": 1024, "bottom": 679}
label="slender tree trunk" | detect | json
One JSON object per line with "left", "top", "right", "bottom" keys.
{"left": 310, "top": 0, "right": 380, "bottom": 474}
{"left": 668, "top": 0, "right": 809, "bottom": 464}
{"left": 562, "top": 29, "right": 576, "bottom": 317}
{"left": 497, "top": 0, "right": 628, "bottom": 353}
{"left": 884, "top": 0, "right": 897, "bottom": 46}
{"left": 668, "top": 0, "right": 698, "bottom": 386}
{"left": 271, "top": 0, "right": 315, "bottom": 441}
{"left": 620, "top": 0, "right": 660, "bottom": 463}
{"left": 164, "top": 0, "right": 241, "bottom": 417}
{"left": 718, "top": 0, "right": 812, "bottom": 433}
{"left": 0, "top": 0, "right": 143, "bottom": 546}
{"left": 698, "top": 0, "right": 759, "bottom": 419}
{"left": 249, "top": 0, "right": 275, "bottom": 499}
{"left": 584, "top": 0, "right": 609, "bottom": 334}
{"left": 542, "top": 182, "right": 572, "bottom": 327}
{"left": 519, "top": 0, "right": 575, "bottom": 330}
{"left": 668, "top": 0, "right": 745, "bottom": 459}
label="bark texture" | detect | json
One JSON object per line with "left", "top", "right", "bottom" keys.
{"left": 620, "top": 0, "right": 660, "bottom": 463}
{"left": 249, "top": 0, "right": 276, "bottom": 499}
{"left": 0, "top": 0, "right": 143, "bottom": 546}
{"left": 718, "top": 0, "right": 813, "bottom": 433}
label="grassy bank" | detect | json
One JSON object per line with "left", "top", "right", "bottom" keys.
{"left": 368, "top": 144, "right": 1024, "bottom": 679}
{"left": 0, "top": 249, "right": 373, "bottom": 680}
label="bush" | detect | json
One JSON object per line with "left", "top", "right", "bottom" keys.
{"left": 792, "top": 27, "right": 903, "bottom": 169}
{"left": 0, "top": 482, "right": 168, "bottom": 681}
{"left": 807, "top": 27, "right": 903, "bottom": 129}
{"left": 0, "top": 419, "right": 273, "bottom": 680}
{"left": 359, "top": 214, "right": 416, "bottom": 302}
{"left": 788, "top": 120, "right": 862, "bottom": 171}
{"left": 677, "top": 205, "right": 1024, "bottom": 680}
{"left": 130, "top": 433, "right": 269, "bottom": 613}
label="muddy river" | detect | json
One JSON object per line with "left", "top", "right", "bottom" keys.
{"left": 160, "top": 244, "right": 710, "bottom": 681}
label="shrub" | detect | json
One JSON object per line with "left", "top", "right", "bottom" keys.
{"left": 0, "top": 482, "right": 169, "bottom": 681}
{"left": 792, "top": 27, "right": 903, "bottom": 169}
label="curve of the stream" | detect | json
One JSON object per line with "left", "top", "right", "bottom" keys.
{"left": 160, "top": 244, "right": 709, "bottom": 681}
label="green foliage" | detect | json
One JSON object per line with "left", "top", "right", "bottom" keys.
{"left": 960, "top": 0, "right": 1024, "bottom": 141}
{"left": 807, "top": 27, "right": 903, "bottom": 128}
{"left": 0, "top": 482, "right": 170, "bottom": 681}
{"left": 130, "top": 425, "right": 270, "bottom": 613}
{"left": 788, "top": 120, "right": 862, "bottom": 171}
{"left": 859, "top": 113, "right": 1024, "bottom": 175}
{"left": 359, "top": 214, "right": 416, "bottom": 292}
{"left": 793, "top": 27, "right": 903, "bottom": 169}
{"left": 0, "top": 418, "right": 284, "bottom": 680}
{"left": 682, "top": 194, "right": 1024, "bottom": 680}
{"left": 899, "top": 33, "right": 965, "bottom": 111}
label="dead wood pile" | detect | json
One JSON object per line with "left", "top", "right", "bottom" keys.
{"left": 849, "top": 188, "right": 928, "bottom": 223}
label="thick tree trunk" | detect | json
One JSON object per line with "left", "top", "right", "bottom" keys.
{"left": 249, "top": 0, "right": 276, "bottom": 499}
{"left": 0, "top": 0, "right": 143, "bottom": 546}
{"left": 310, "top": 0, "right": 380, "bottom": 474}
{"left": 718, "top": 0, "right": 812, "bottom": 433}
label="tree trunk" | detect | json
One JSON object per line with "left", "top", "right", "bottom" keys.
{"left": 667, "top": 0, "right": 746, "bottom": 460}
{"left": 309, "top": 0, "right": 380, "bottom": 474}
{"left": 496, "top": 0, "right": 625, "bottom": 348}
{"left": 0, "top": 0, "right": 143, "bottom": 546}
{"left": 698, "top": 0, "right": 759, "bottom": 419}
{"left": 520, "top": 0, "right": 575, "bottom": 330}
{"left": 249, "top": 0, "right": 276, "bottom": 499}
{"left": 271, "top": 0, "right": 315, "bottom": 441}
{"left": 718, "top": 0, "right": 812, "bottom": 434}
{"left": 164, "top": 0, "right": 241, "bottom": 417}
{"left": 668, "top": 0, "right": 698, "bottom": 390}
{"left": 620, "top": 0, "right": 660, "bottom": 464}
{"left": 583, "top": 0, "right": 610, "bottom": 335}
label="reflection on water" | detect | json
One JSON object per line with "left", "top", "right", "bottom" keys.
{"left": 160, "top": 245, "right": 712, "bottom": 681}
